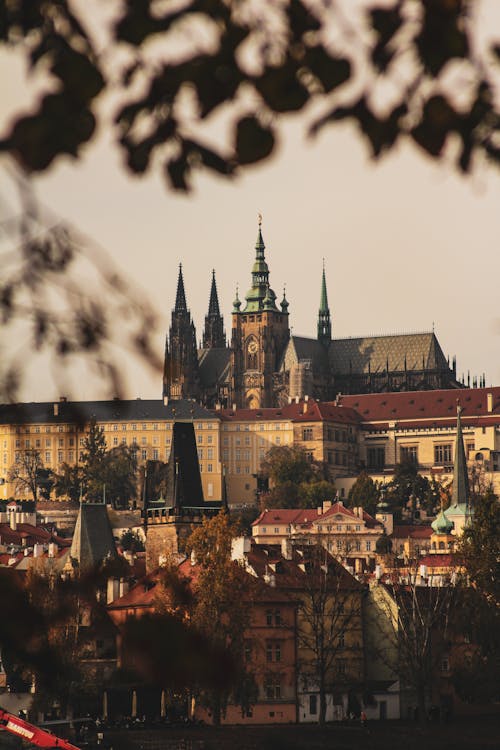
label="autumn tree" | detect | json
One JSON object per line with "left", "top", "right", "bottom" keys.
{"left": 8, "top": 449, "right": 45, "bottom": 502}
{"left": 459, "top": 488, "right": 500, "bottom": 604}
{"left": 185, "top": 513, "right": 253, "bottom": 725}
{"left": 261, "top": 446, "right": 336, "bottom": 509}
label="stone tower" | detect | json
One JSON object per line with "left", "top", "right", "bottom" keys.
{"left": 202, "top": 270, "right": 226, "bottom": 349}
{"left": 163, "top": 264, "right": 200, "bottom": 400}
{"left": 230, "top": 220, "right": 290, "bottom": 408}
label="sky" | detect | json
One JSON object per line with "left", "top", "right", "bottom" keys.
{"left": 1, "top": 2, "right": 500, "bottom": 402}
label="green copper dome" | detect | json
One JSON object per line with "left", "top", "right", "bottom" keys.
{"left": 431, "top": 508, "right": 453, "bottom": 534}
{"left": 232, "top": 286, "right": 241, "bottom": 312}
{"left": 242, "top": 223, "right": 279, "bottom": 313}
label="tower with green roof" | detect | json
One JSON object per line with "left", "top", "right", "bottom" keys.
{"left": 231, "top": 219, "right": 290, "bottom": 408}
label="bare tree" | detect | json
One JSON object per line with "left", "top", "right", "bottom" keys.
{"left": 368, "top": 571, "right": 455, "bottom": 723}
{"left": 8, "top": 448, "right": 44, "bottom": 502}
{"left": 293, "top": 542, "right": 364, "bottom": 724}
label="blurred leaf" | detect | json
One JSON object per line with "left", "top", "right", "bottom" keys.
{"left": 235, "top": 116, "right": 275, "bottom": 165}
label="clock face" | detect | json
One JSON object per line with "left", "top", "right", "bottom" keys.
{"left": 248, "top": 340, "right": 258, "bottom": 354}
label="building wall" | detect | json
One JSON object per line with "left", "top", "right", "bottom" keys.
{"left": 0, "top": 413, "right": 222, "bottom": 503}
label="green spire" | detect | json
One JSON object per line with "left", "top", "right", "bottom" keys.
{"left": 317, "top": 262, "right": 331, "bottom": 343}
{"left": 243, "top": 217, "right": 278, "bottom": 313}
{"left": 451, "top": 403, "right": 470, "bottom": 508}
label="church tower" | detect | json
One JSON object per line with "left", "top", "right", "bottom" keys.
{"left": 231, "top": 219, "right": 290, "bottom": 408}
{"left": 163, "top": 264, "right": 200, "bottom": 400}
{"left": 317, "top": 263, "right": 332, "bottom": 344}
{"left": 202, "top": 270, "right": 226, "bottom": 349}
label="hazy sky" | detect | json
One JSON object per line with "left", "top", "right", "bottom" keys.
{"left": 1, "top": 3, "right": 500, "bottom": 401}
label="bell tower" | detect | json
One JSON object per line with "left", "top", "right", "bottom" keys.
{"left": 231, "top": 218, "right": 290, "bottom": 408}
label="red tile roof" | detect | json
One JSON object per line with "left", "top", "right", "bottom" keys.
{"left": 217, "top": 399, "right": 360, "bottom": 424}
{"left": 391, "top": 525, "right": 433, "bottom": 539}
{"left": 337, "top": 387, "right": 500, "bottom": 424}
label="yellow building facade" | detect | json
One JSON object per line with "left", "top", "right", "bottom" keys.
{"left": 0, "top": 399, "right": 222, "bottom": 503}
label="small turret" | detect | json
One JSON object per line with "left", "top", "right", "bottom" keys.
{"left": 232, "top": 285, "right": 241, "bottom": 312}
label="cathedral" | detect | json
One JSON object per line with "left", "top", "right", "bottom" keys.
{"left": 162, "top": 222, "right": 462, "bottom": 408}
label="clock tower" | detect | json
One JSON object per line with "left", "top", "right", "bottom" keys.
{"left": 231, "top": 220, "right": 290, "bottom": 408}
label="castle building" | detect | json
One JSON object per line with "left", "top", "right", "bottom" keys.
{"left": 163, "top": 222, "right": 462, "bottom": 408}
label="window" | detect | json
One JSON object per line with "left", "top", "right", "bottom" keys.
{"left": 153, "top": 423, "right": 158, "bottom": 431}
{"left": 132, "top": 424, "right": 137, "bottom": 430}
{"left": 245, "top": 436, "right": 250, "bottom": 445}
{"left": 207, "top": 435, "right": 213, "bottom": 444}
{"left": 434, "top": 444, "right": 452, "bottom": 464}
{"left": 440, "top": 657, "right": 450, "bottom": 674}
{"left": 305, "top": 451, "right": 313, "bottom": 462}
{"left": 355, "top": 540, "right": 361, "bottom": 551}
{"left": 266, "top": 642, "right": 282, "bottom": 662}
{"left": 266, "top": 609, "right": 282, "bottom": 626}
{"left": 264, "top": 675, "right": 281, "bottom": 700}
{"left": 197, "top": 434, "right": 203, "bottom": 444}
{"left": 142, "top": 424, "right": 147, "bottom": 430}
{"left": 58, "top": 451, "right": 63, "bottom": 463}
{"left": 336, "top": 659, "right": 347, "bottom": 675}
{"left": 153, "top": 449, "right": 159, "bottom": 460}
{"left": 141, "top": 449, "right": 147, "bottom": 460}
{"left": 25, "top": 439, "right": 30, "bottom": 448}
{"left": 113, "top": 424, "right": 118, "bottom": 431}
{"left": 207, "top": 464, "right": 213, "bottom": 472}
{"left": 303, "top": 428, "right": 313, "bottom": 440}
{"left": 207, "top": 448, "right": 213, "bottom": 460}
{"left": 367, "top": 446, "right": 385, "bottom": 469}
{"left": 400, "top": 445, "right": 418, "bottom": 464}
{"left": 132, "top": 437, "right": 137, "bottom": 445}
{"left": 35, "top": 439, "right": 41, "bottom": 448}
{"left": 366, "top": 541, "right": 371, "bottom": 551}
{"left": 141, "top": 437, "right": 147, "bottom": 446}
{"left": 338, "top": 633, "right": 345, "bottom": 648}
{"left": 275, "top": 437, "right": 281, "bottom": 445}
{"left": 198, "top": 449, "right": 203, "bottom": 460}
{"left": 309, "top": 695, "right": 318, "bottom": 715}
{"left": 45, "top": 452, "right": 51, "bottom": 463}
{"left": 35, "top": 426, "right": 40, "bottom": 433}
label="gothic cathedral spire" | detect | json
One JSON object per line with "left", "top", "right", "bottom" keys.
{"left": 452, "top": 403, "right": 470, "bottom": 509}
{"left": 203, "top": 270, "right": 226, "bottom": 348}
{"left": 163, "top": 264, "right": 200, "bottom": 400}
{"left": 317, "top": 262, "right": 332, "bottom": 343}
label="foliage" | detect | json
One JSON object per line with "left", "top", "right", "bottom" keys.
{"left": 458, "top": 488, "right": 500, "bottom": 605}
{"left": 295, "top": 543, "right": 362, "bottom": 725}
{"left": 2, "top": 1, "right": 500, "bottom": 188}
{"left": 234, "top": 505, "right": 261, "bottom": 536}
{"left": 386, "top": 460, "right": 442, "bottom": 513}
{"left": 262, "top": 446, "right": 335, "bottom": 509}
{"left": 185, "top": 513, "right": 253, "bottom": 725}
{"left": 8, "top": 449, "right": 45, "bottom": 502}
{"left": 119, "top": 529, "right": 145, "bottom": 552}
{"left": 0, "top": 562, "right": 118, "bottom": 716}
{"left": 347, "top": 471, "right": 380, "bottom": 516}
{"left": 79, "top": 420, "right": 138, "bottom": 507}
{"left": 262, "top": 446, "right": 315, "bottom": 487}
{"left": 53, "top": 462, "right": 84, "bottom": 502}
{"left": 299, "top": 479, "right": 337, "bottom": 508}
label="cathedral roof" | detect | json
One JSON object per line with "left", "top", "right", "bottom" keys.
{"left": 329, "top": 332, "right": 449, "bottom": 375}
{"left": 198, "top": 347, "right": 232, "bottom": 386}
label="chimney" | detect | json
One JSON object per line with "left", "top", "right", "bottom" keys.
{"left": 48, "top": 542, "right": 57, "bottom": 558}
{"left": 317, "top": 506, "right": 322, "bottom": 516}
{"left": 119, "top": 577, "right": 129, "bottom": 598}
{"left": 53, "top": 403, "right": 59, "bottom": 417}
{"left": 487, "top": 392, "right": 493, "bottom": 413}
{"left": 163, "top": 396, "right": 169, "bottom": 406}
{"left": 304, "top": 395, "right": 309, "bottom": 402}
{"left": 323, "top": 500, "right": 332, "bottom": 513}
{"left": 9, "top": 510, "right": 17, "bottom": 531}
{"left": 232, "top": 403, "right": 237, "bottom": 412}
{"left": 33, "top": 543, "right": 43, "bottom": 558}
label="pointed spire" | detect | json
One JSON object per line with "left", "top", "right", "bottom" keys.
{"left": 208, "top": 269, "right": 221, "bottom": 317}
{"left": 256, "top": 212, "right": 265, "bottom": 260}
{"left": 452, "top": 402, "right": 470, "bottom": 509}
{"left": 174, "top": 263, "right": 187, "bottom": 313}
{"left": 317, "top": 261, "right": 331, "bottom": 343}
{"left": 203, "top": 269, "right": 226, "bottom": 348}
